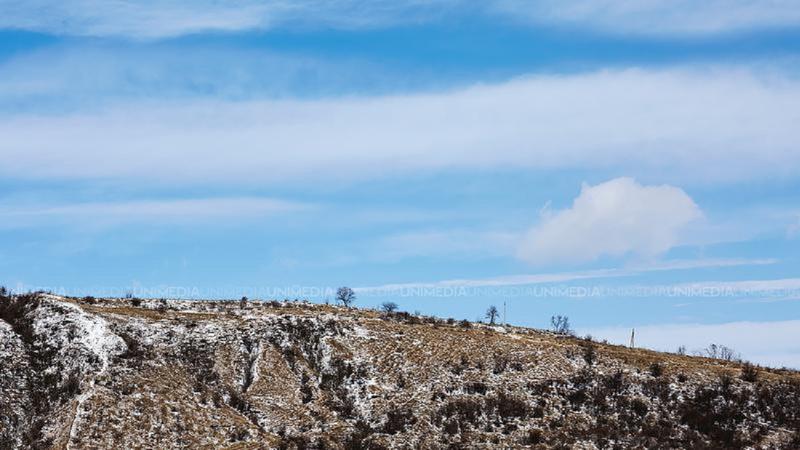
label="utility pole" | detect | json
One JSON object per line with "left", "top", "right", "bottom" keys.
{"left": 630, "top": 328, "right": 635, "bottom": 348}
{"left": 503, "top": 301, "right": 507, "bottom": 326}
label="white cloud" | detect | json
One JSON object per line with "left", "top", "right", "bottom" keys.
{"left": 1, "top": 1, "right": 798, "bottom": 38}
{"left": 518, "top": 178, "right": 702, "bottom": 264}
{"left": 2, "top": 68, "right": 800, "bottom": 185}
{"left": 0, "top": 197, "right": 311, "bottom": 227}
{"left": 584, "top": 320, "right": 800, "bottom": 369}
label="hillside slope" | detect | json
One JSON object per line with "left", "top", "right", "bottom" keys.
{"left": 1, "top": 293, "right": 799, "bottom": 449}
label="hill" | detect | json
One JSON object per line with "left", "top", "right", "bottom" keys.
{"left": 1, "top": 293, "right": 798, "bottom": 449}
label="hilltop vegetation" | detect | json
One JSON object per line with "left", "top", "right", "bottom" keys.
{"left": 1, "top": 292, "right": 799, "bottom": 449}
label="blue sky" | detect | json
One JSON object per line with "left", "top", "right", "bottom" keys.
{"left": 2, "top": 1, "right": 800, "bottom": 367}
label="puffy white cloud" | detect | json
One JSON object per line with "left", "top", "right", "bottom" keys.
{"left": 2, "top": 68, "right": 800, "bottom": 185}
{"left": 518, "top": 178, "right": 701, "bottom": 264}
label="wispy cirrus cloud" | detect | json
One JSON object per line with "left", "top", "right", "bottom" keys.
{"left": 2, "top": 1, "right": 799, "bottom": 38}
{"left": 0, "top": 197, "right": 312, "bottom": 227}
{"left": 355, "top": 257, "right": 777, "bottom": 292}
{"left": 0, "top": 0, "right": 460, "bottom": 39}
{"left": 2, "top": 68, "right": 800, "bottom": 185}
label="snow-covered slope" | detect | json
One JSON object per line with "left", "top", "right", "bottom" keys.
{"left": 1, "top": 293, "right": 798, "bottom": 449}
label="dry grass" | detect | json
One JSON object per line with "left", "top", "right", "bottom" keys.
{"left": 7, "top": 295, "right": 798, "bottom": 449}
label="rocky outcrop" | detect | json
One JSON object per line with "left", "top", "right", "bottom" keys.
{"left": 1, "top": 293, "right": 798, "bottom": 449}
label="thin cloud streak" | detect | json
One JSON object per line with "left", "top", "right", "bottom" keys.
{"left": 0, "top": 197, "right": 312, "bottom": 227}
{"left": 0, "top": 0, "right": 460, "bottom": 39}
{"left": 355, "top": 258, "right": 777, "bottom": 292}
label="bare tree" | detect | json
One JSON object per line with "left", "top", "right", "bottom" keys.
{"left": 550, "top": 315, "right": 572, "bottom": 335}
{"left": 701, "top": 343, "right": 741, "bottom": 362}
{"left": 485, "top": 305, "right": 499, "bottom": 325}
{"left": 380, "top": 301, "right": 398, "bottom": 314}
{"left": 336, "top": 287, "right": 356, "bottom": 308}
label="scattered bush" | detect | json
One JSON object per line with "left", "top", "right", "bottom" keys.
{"left": 487, "top": 391, "right": 529, "bottom": 419}
{"left": 382, "top": 408, "right": 416, "bottom": 434}
{"left": 451, "top": 355, "right": 470, "bottom": 375}
{"left": 649, "top": 362, "right": 664, "bottom": 378}
{"left": 465, "top": 382, "right": 488, "bottom": 395}
{"left": 390, "top": 311, "right": 421, "bottom": 325}
{"left": 741, "top": 363, "right": 759, "bottom": 382}
{"left": 603, "top": 370, "right": 626, "bottom": 395}
{"left": 679, "top": 380, "right": 746, "bottom": 447}
{"left": 492, "top": 354, "right": 508, "bottom": 374}
{"left": 524, "top": 429, "right": 543, "bottom": 445}
{"left": 630, "top": 398, "right": 649, "bottom": 417}
{"left": 581, "top": 341, "right": 597, "bottom": 366}
{"left": 438, "top": 398, "right": 483, "bottom": 430}
{"left": 344, "top": 420, "right": 381, "bottom": 450}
